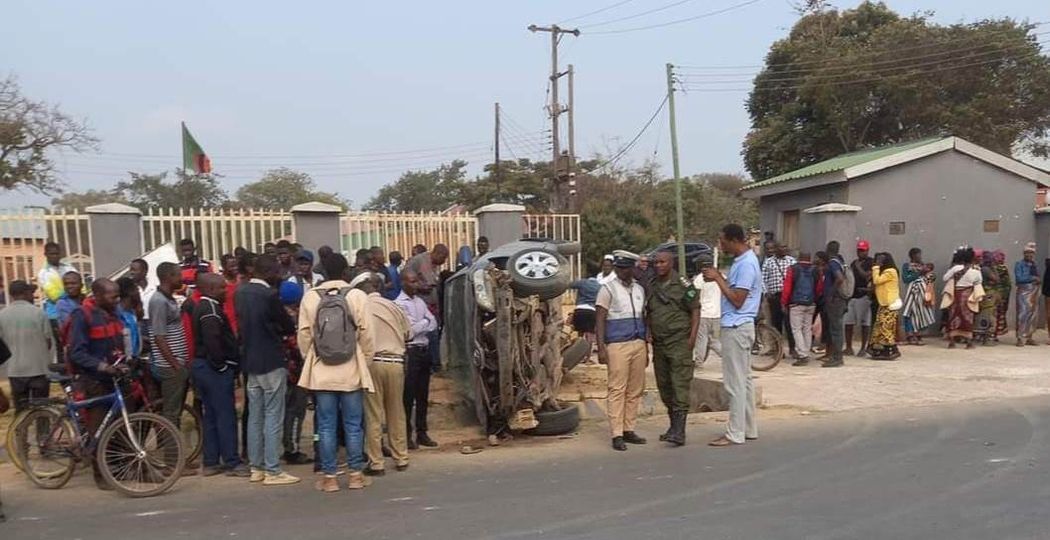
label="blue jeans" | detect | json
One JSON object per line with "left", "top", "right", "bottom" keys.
{"left": 314, "top": 390, "right": 365, "bottom": 475}
{"left": 192, "top": 361, "right": 240, "bottom": 469}
{"left": 246, "top": 368, "right": 287, "bottom": 474}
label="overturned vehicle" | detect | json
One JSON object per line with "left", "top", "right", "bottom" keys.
{"left": 442, "top": 240, "right": 591, "bottom": 438}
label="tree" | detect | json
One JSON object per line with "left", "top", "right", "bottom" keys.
{"left": 114, "top": 169, "right": 229, "bottom": 210}
{"left": 363, "top": 160, "right": 468, "bottom": 212}
{"left": 743, "top": 2, "right": 1050, "bottom": 180}
{"left": 463, "top": 158, "right": 552, "bottom": 212}
{"left": 50, "top": 189, "right": 127, "bottom": 211}
{"left": 235, "top": 168, "right": 347, "bottom": 209}
{"left": 0, "top": 76, "right": 98, "bottom": 193}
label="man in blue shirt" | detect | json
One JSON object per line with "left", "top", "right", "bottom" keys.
{"left": 384, "top": 251, "right": 404, "bottom": 301}
{"left": 702, "top": 224, "right": 762, "bottom": 446}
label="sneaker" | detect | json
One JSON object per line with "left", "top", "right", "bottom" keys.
{"left": 792, "top": 358, "right": 810, "bottom": 367}
{"left": 202, "top": 466, "right": 225, "bottom": 477}
{"left": 249, "top": 468, "right": 266, "bottom": 483}
{"left": 315, "top": 475, "right": 339, "bottom": 493}
{"left": 347, "top": 471, "right": 372, "bottom": 490}
{"left": 364, "top": 467, "right": 386, "bottom": 477}
{"left": 395, "top": 462, "right": 409, "bottom": 472}
{"left": 283, "top": 452, "right": 314, "bottom": 465}
{"left": 822, "top": 358, "right": 844, "bottom": 368}
{"left": 263, "top": 472, "right": 301, "bottom": 486}
{"left": 226, "top": 465, "right": 251, "bottom": 478}
{"left": 622, "top": 431, "right": 647, "bottom": 445}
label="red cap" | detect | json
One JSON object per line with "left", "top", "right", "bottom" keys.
{"left": 856, "top": 240, "right": 870, "bottom": 251}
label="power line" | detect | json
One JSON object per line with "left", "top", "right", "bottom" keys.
{"left": 677, "top": 48, "right": 1047, "bottom": 92}
{"left": 585, "top": 0, "right": 765, "bottom": 35}
{"left": 675, "top": 22, "right": 1048, "bottom": 70}
{"left": 583, "top": 95, "right": 669, "bottom": 174}
{"left": 676, "top": 30, "right": 1050, "bottom": 79}
{"left": 560, "top": 0, "right": 638, "bottom": 24}
{"left": 580, "top": 0, "right": 703, "bottom": 29}
{"left": 678, "top": 41, "right": 1048, "bottom": 86}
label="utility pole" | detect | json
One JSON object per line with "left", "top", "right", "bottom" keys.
{"left": 528, "top": 23, "right": 579, "bottom": 212}
{"left": 666, "top": 63, "right": 686, "bottom": 277}
{"left": 495, "top": 101, "right": 503, "bottom": 199}
{"left": 567, "top": 64, "right": 576, "bottom": 211}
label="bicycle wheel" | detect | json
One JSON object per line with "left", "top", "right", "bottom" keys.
{"left": 751, "top": 323, "right": 784, "bottom": 371}
{"left": 97, "top": 412, "right": 185, "bottom": 498}
{"left": 19, "top": 409, "right": 77, "bottom": 489}
{"left": 5, "top": 408, "right": 33, "bottom": 471}
{"left": 180, "top": 403, "right": 203, "bottom": 464}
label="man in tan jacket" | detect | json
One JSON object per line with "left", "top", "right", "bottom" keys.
{"left": 297, "top": 253, "right": 375, "bottom": 492}
{"left": 354, "top": 273, "right": 411, "bottom": 475}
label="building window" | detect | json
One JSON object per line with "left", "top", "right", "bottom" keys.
{"left": 888, "top": 222, "right": 905, "bottom": 235}
{"left": 983, "top": 220, "right": 1000, "bottom": 233}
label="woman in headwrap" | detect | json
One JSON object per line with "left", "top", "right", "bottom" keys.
{"left": 901, "top": 247, "right": 935, "bottom": 345}
{"left": 942, "top": 247, "right": 982, "bottom": 349}
{"left": 1014, "top": 242, "right": 1040, "bottom": 347}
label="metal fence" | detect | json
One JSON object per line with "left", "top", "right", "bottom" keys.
{"left": 142, "top": 207, "right": 294, "bottom": 263}
{"left": 1, "top": 208, "right": 93, "bottom": 304}
{"left": 340, "top": 212, "right": 477, "bottom": 260}
{"left": 522, "top": 213, "right": 582, "bottom": 279}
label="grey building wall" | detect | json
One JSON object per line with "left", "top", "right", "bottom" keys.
{"left": 847, "top": 150, "right": 1039, "bottom": 279}
{"left": 292, "top": 212, "right": 341, "bottom": 253}
{"left": 758, "top": 183, "right": 849, "bottom": 254}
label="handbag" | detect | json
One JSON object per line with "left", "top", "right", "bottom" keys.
{"left": 888, "top": 298, "right": 903, "bottom": 311}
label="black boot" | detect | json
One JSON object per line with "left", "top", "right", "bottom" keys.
{"left": 611, "top": 436, "right": 627, "bottom": 451}
{"left": 622, "top": 431, "right": 647, "bottom": 445}
{"left": 666, "top": 411, "right": 686, "bottom": 447}
{"left": 658, "top": 411, "right": 673, "bottom": 442}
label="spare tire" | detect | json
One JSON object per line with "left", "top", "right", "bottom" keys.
{"left": 561, "top": 338, "right": 591, "bottom": 372}
{"left": 507, "top": 248, "right": 571, "bottom": 300}
{"left": 526, "top": 404, "right": 580, "bottom": 436}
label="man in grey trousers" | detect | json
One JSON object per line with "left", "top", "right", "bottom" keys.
{"left": 702, "top": 224, "right": 762, "bottom": 446}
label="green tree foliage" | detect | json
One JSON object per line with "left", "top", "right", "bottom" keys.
{"left": 362, "top": 160, "right": 469, "bottom": 212}
{"left": 743, "top": 2, "right": 1050, "bottom": 180}
{"left": 50, "top": 189, "right": 127, "bottom": 211}
{"left": 465, "top": 159, "right": 551, "bottom": 212}
{"left": 114, "top": 169, "right": 228, "bottom": 210}
{"left": 0, "top": 76, "right": 98, "bottom": 193}
{"left": 235, "top": 167, "right": 347, "bottom": 209}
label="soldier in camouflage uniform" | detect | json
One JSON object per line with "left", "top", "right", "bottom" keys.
{"left": 645, "top": 249, "right": 700, "bottom": 446}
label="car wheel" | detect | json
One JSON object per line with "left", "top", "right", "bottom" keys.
{"left": 561, "top": 338, "right": 591, "bottom": 372}
{"left": 525, "top": 404, "right": 580, "bottom": 436}
{"left": 507, "top": 248, "right": 571, "bottom": 300}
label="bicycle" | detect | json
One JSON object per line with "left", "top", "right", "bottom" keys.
{"left": 751, "top": 321, "right": 785, "bottom": 371}
{"left": 6, "top": 366, "right": 203, "bottom": 471}
{"left": 14, "top": 360, "right": 186, "bottom": 497}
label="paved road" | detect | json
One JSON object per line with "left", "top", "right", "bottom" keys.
{"left": 3, "top": 397, "right": 1050, "bottom": 539}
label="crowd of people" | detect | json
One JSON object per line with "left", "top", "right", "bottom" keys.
{"left": 567, "top": 227, "right": 1050, "bottom": 453}
{"left": 0, "top": 236, "right": 491, "bottom": 500}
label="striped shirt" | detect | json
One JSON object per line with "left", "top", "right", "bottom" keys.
{"left": 148, "top": 290, "right": 189, "bottom": 369}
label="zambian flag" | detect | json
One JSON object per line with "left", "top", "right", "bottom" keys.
{"left": 181, "top": 122, "right": 212, "bottom": 174}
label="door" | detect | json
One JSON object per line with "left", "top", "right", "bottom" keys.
{"left": 781, "top": 210, "right": 800, "bottom": 250}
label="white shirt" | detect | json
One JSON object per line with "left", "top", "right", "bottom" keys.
{"left": 944, "top": 264, "right": 983, "bottom": 288}
{"left": 693, "top": 274, "right": 723, "bottom": 319}
{"left": 597, "top": 271, "right": 616, "bottom": 285}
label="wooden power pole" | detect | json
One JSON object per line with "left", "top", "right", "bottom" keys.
{"left": 666, "top": 63, "right": 686, "bottom": 277}
{"left": 494, "top": 102, "right": 502, "bottom": 199}
{"left": 528, "top": 24, "right": 579, "bottom": 212}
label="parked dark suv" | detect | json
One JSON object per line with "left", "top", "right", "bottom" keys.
{"left": 442, "top": 239, "right": 590, "bottom": 437}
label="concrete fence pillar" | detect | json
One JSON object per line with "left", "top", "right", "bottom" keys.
{"left": 85, "top": 203, "right": 143, "bottom": 279}
{"left": 291, "top": 202, "right": 343, "bottom": 254}
{"left": 474, "top": 203, "right": 525, "bottom": 250}
{"left": 801, "top": 203, "right": 862, "bottom": 256}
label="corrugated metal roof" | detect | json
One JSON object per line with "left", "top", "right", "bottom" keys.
{"left": 742, "top": 136, "right": 948, "bottom": 191}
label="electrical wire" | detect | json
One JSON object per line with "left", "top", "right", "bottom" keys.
{"left": 585, "top": 0, "right": 765, "bottom": 35}
{"left": 579, "top": 0, "right": 704, "bottom": 29}
{"left": 674, "top": 22, "right": 1048, "bottom": 70}
{"left": 676, "top": 31, "right": 1050, "bottom": 80}
{"left": 560, "top": 0, "right": 638, "bottom": 24}
{"left": 677, "top": 41, "right": 1048, "bottom": 85}
{"left": 91, "top": 140, "right": 497, "bottom": 160}
{"left": 676, "top": 47, "right": 1047, "bottom": 92}
{"left": 583, "top": 95, "right": 669, "bottom": 174}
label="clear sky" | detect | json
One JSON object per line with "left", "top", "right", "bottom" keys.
{"left": 2, "top": 0, "right": 1046, "bottom": 208}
